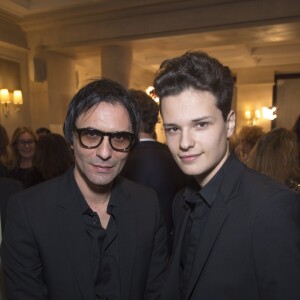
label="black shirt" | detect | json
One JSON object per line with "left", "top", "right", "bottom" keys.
{"left": 180, "top": 157, "right": 230, "bottom": 298}
{"left": 77, "top": 183, "right": 120, "bottom": 300}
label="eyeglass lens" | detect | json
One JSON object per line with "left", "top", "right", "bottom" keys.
{"left": 77, "top": 128, "right": 134, "bottom": 152}
{"left": 16, "top": 139, "right": 35, "bottom": 147}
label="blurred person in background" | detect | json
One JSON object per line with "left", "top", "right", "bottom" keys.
{"left": 292, "top": 115, "right": 300, "bottom": 163}
{"left": 0, "top": 124, "right": 12, "bottom": 177}
{"left": 233, "top": 125, "right": 265, "bottom": 163}
{"left": 0, "top": 122, "right": 24, "bottom": 299}
{"left": 8, "top": 126, "right": 43, "bottom": 188}
{"left": 121, "top": 89, "right": 187, "bottom": 252}
{"left": 247, "top": 127, "right": 300, "bottom": 193}
{"left": 36, "top": 127, "right": 51, "bottom": 139}
{"left": 292, "top": 115, "right": 300, "bottom": 144}
{"left": 33, "top": 133, "right": 74, "bottom": 181}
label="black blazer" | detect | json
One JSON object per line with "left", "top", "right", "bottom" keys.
{"left": 0, "top": 178, "right": 24, "bottom": 231}
{"left": 161, "top": 155, "right": 300, "bottom": 300}
{"left": 1, "top": 168, "right": 168, "bottom": 300}
{"left": 121, "top": 141, "right": 187, "bottom": 242}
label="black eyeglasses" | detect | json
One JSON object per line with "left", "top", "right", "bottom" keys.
{"left": 15, "top": 139, "right": 35, "bottom": 147}
{"left": 75, "top": 127, "right": 136, "bottom": 152}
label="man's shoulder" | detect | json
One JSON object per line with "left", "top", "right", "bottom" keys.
{"left": 117, "top": 175, "right": 157, "bottom": 194}
{"left": 223, "top": 160, "right": 300, "bottom": 213}
{"left": 10, "top": 171, "right": 71, "bottom": 208}
{"left": 243, "top": 166, "right": 292, "bottom": 194}
{"left": 0, "top": 177, "right": 24, "bottom": 192}
{"left": 116, "top": 176, "right": 159, "bottom": 205}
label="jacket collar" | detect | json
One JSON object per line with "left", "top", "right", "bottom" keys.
{"left": 185, "top": 155, "right": 246, "bottom": 299}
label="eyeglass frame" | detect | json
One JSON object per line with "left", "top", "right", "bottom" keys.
{"left": 15, "top": 139, "right": 36, "bottom": 147}
{"left": 74, "top": 127, "right": 136, "bottom": 152}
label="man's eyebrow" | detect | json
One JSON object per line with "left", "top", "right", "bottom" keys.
{"left": 191, "top": 116, "right": 212, "bottom": 123}
{"left": 163, "top": 116, "right": 214, "bottom": 127}
{"left": 163, "top": 122, "right": 178, "bottom": 127}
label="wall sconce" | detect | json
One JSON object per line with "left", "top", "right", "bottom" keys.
{"left": 244, "top": 109, "right": 261, "bottom": 125}
{"left": 244, "top": 106, "right": 277, "bottom": 124}
{"left": 0, "top": 89, "right": 23, "bottom": 116}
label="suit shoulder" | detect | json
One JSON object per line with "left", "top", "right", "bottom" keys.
{"left": 244, "top": 167, "right": 293, "bottom": 194}
{"left": 116, "top": 176, "right": 160, "bottom": 208}
{"left": 117, "top": 175, "right": 157, "bottom": 194}
{"left": 9, "top": 173, "right": 68, "bottom": 208}
{"left": 238, "top": 167, "right": 300, "bottom": 212}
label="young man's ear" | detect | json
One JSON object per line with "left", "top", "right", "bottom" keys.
{"left": 226, "top": 110, "right": 236, "bottom": 138}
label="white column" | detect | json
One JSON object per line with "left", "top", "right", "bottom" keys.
{"left": 46, "top": 52, "right": 77, "bottom": 134}
{"left": 101, "top": 45, "right": 132, "bottom": 88}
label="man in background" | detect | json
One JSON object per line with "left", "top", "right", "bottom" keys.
{"left": 121, "top": 89, "right": 187, "bottom": 251}
{"left": 36, "top": 127, "right": 51, "bottom": 139}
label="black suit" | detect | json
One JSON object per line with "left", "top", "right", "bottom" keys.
{"left": 1, "top": 168, "right": 168, "bottom": 300}
{"left": 121, "top": 140, "right": 187, "bottom": 248}
{"left": 0, "top": 178, "right": 23, "bottom": 300}
{"left": 0, "top": 178, "right": 24, "bottom": 232}
{"left": 161, "top": 155, "right": 300, "bottom": 300}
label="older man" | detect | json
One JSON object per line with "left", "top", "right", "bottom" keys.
{"left": 1, "top": 79, "right": 168, "bottom": 300}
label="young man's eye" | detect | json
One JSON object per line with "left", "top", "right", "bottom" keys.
{"left": 196, "top": 122, "right": 208, "bottom": 128}
{"left": 165, "top": 127, "right": 180, "bottom": 134}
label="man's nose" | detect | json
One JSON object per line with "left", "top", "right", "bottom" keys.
{"left": 96, "top": 136, "right": 112, "bottom": 160}
{"left": 179, "top": 130, "right": 195, "bottom": 150}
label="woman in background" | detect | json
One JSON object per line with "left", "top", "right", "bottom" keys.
{"left": 247, "top": 127, "right": 300, "bottom": 193}
{"left": 8, "top": 126, "right": 43, "bottom": 188}
{"left": 232, "top": 125, "right": 265, "bottom": 164}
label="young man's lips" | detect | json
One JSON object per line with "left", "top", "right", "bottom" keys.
{"left": 179, "top": 154, "right": 200, "bottom": 162}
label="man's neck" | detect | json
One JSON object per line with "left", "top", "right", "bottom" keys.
{"left": 73, "top": 167, "right": 112, "bottom": 204}
{"left": 139, "top": 132, "right": 156, "bottom": 140}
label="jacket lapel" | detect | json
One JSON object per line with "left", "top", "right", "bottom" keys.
{"left": 55, "top": 169, "right": 95, "bottom": 300}
{"left": 161, "top": 194, "right": 190, "bottom": 300}
{"left": 114, "top": 178, "right": 136, "bottom": 300}
{"left": 185, "top": 195, "right": 229, "bottom": 299}
{"left": 185, "top": 155, "right": 245, "bottom": 299}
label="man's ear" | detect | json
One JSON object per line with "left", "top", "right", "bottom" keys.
{"left": 226, "top": 110, "right": 236, "bottom": 138}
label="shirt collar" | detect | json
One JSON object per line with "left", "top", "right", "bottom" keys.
{"left": 139, "top": 138, "right": 156, "bottom": 142}
{"left": 183, "top": 155, "right": 232, "bottom": 208}
{"left": 73, "top": 174, "right": 118, "bottom": 217}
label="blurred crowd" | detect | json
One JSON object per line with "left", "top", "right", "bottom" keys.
{"left": 0, "top": 125, "right": 74, "bottom": 188}
{"left": 230, "top": 115, "right": 300, "bottom": 193}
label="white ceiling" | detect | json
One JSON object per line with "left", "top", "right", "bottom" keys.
{"left": 2, "top": 0, "right": 300, "bottom": 80}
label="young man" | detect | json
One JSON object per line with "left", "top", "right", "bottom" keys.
{"left": 1, "top": 79, "right": 168, "bottom": 300}
{"left": 154, "top": 51, "right": 300, "bottom": 299}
